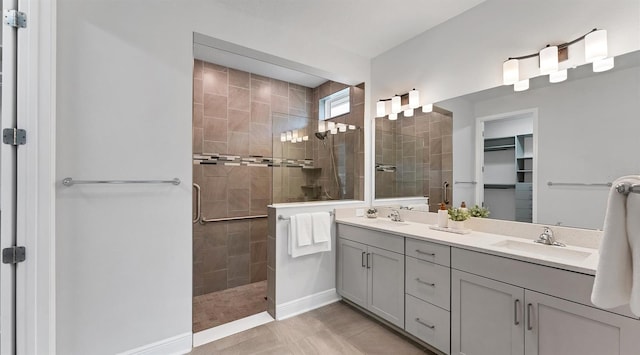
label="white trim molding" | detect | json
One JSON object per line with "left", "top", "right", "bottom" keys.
{"left": 192, "top": 312, "right": 274, "bottom": 348}
{"left": 117, "top": 333, "right": 192, "bottom": 355}
{"left": 276, "top": 288, "right": 341, "bottom": 320}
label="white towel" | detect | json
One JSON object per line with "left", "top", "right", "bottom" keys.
{"left": 293, "top": 214, "right": 313, "bottom": 247}
{"left": 311, "top": 212, "right": 331, "bottom": 243}
{"left": 592, "top": 175, "right": 640, "bottom": 315}
{"left": 288, "top": 213, "right": 331, "bottom": 258}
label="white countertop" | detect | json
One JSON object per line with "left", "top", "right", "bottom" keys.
{"left": 336, "top": 216, "right": 599, "bottom": 276}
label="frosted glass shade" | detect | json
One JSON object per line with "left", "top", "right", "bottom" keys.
{"left": 338, "top": 124, "right": 347, "bottom": 132}
{"left": 503, "top": 59, "right": 519, "bottom": 85}
{"left": 549, "top": 69, "right": 567, "bottom": 83}
{"left": 280, "top": 133, "right": 287, "bottom": 142}
{"left": 318, "top": 120, "right": 325, "bottom": 132}
{"left": 391, "top": 96, "right": 401, "bottom": 113}
{"left": 404, "top": 108, "right": 414, "bottom": 117}
{"left": 422, "top": 104, "right": 433, "bottom": 113}
{"left": 286, "top": 131, "right": 292, "bottom": 141}
{"left": 409, "top": 89, "right": 420, "bottom": 108}
{"left": 514, "top": 79, "right": 529, "bottom": 92}
{"left": 330, "top": 128, "right": 338, "bottom": 134}
{"left": 327, "top": 122, "right": 335, "bottom": 130}
{"left": 539, "top": 46, "right": 558, "bottom": 75}
{"left": 348, "top": 125, "right": 356, "bottom": 130}
{"left": 585, "top": 29, "right": 607, "bottom": 63}
{"left": 388, "top": 113, "right": 398, "bottom": 120}
{"left": 302, "top": 136, "right": 309, "bottom": 141}
{"left": 593, "top": 57, "right": 614, "bottom": 72}
{"left": 376, "top": 101, "right": 386, "bottom": 117}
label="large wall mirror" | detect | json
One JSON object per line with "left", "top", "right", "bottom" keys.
{"left": 375, "top": 50, "right": 640, "bottom": 230}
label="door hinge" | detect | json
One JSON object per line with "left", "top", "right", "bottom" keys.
{"left": 4, "top": 9, "right": 26, "bottom": 28}
{"left": 3, "top": 128, "right": 26, "bottom": 145}
{"left": 2, "top": 246, "right": 26, "bottom": 264}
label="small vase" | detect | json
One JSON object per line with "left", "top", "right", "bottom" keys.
{"left": 449, "top": 220, "right": 465, "bottom": 230}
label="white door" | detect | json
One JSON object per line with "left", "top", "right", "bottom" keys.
{"left": 1, "top": 1, "right": 20, "bottom": 353}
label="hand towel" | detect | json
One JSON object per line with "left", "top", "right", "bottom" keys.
{"left": 311, "top": 212, "right": 331, "bottom": 243}
{"left": 287, "top": 213, "right": 330, "bottom": 258}
{"left": 592, "top": 175, "right": 640, "bottom": 315}
{"left": 294, "top": 214, "right": 313, "bottom": 247}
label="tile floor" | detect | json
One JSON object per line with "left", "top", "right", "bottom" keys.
{"left": 191, "top": 301, "right": 435, "bottom": 354}
{"left": 193, "top": 280, "right": 267, "bottom": 332}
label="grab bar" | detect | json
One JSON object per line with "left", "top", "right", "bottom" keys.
{"left": 455, "top": 181, "right": 477, "bottom": 185}
{"left": 443, "top": 181, "right": 450, "bottom": 204}
{"left": 62, "top": 177, "right": 180, "bottom": 186}
{"left": 200, "top": 214, "right": 267, "bottom": 224}
{"left": 193, "top": 183, "right": 201, "bottom": 224}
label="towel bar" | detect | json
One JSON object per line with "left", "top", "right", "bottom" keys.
{"left": 278, "top": 211, "right": 334, "bottom": 221}
{"left": 62, "top": 177, "right": 180, "bottom": 186}
{"left": 615, "top": 183, "right": 640, "bottom": 195}
{"left": 547, "top": 181, "right": 611, "bottom": 187}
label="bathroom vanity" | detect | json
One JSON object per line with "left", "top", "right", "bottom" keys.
{"left": 335, "top": 214, "right": 640, "bottom": 355}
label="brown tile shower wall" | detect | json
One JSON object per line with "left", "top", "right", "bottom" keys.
{"left": 192, "top": 60, "right": 313, "bottom": 296}
{"left": 375, "top": 110, "right": 452, "bottom": 211}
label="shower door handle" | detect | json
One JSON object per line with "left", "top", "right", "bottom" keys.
{"left": 193, "top": 183, "right": 201, "bottom": 224}
{"left": 443, "top": 181, "right": 450, "bottom": 204}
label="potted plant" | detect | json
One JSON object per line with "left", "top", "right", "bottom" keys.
{"left": 448, "top": 207, "right": 470, "bottom": 230}
{"left": 469, "top": 205, "right": 490, "bottom": 218}
{"left": 366, "top": 208, "right": 378, "bottom": 218}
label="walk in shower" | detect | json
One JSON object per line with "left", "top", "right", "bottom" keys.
{"left": 191, "top": 59, "right": 364, "bottom": 332}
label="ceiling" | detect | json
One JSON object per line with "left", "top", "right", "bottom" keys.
{"left": 214, "top": 0, "right": 486, "bottom": 58}
{"left": 196, "top": 0, "right": 486, "bottom": 88}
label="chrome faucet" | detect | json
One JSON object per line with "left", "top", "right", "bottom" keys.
{"left": 534, "top": 227, "right": 565, "bottom": 247}
{"left": 388, "top": 209, "right": 403, "bottom": 222}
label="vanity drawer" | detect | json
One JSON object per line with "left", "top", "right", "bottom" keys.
{"left": 406, "top": 256, "right": 450, "bottom": 310}
{"left": 406, "top": 238, "right": 450, "bottom": 267}
{"left": 405, "top": 294, "right": 450, "bottom": 354}
{"left": 337, "top": 223, "right": 404, "bottom": 254}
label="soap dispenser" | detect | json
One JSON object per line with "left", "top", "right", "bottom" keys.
{"left": 437, "top": 202, "right": 449, "bottom": 228}
{"left": 460, "top": 201, "right": 468, "bottom": 213}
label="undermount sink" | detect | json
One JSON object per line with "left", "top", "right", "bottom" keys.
{"left": 491, "top": 239, "right": 593, "bottom": 262}
{"left": 368, "top": 219, "right": 410, "bottom": 227}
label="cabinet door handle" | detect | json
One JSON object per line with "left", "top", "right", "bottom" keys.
{"left": 361, "top": 251, "right": 366, "bottom": 267}
{"left": 415, "top": 317, "right": 435, "bottom": 329}
{"left": 514, "top": 299, "right": 520, "bottom": 325}
{"left": 527, "top": 303, "right": 534, "bottom": 330}
{"left": 415, "top": 249, "right": 436, "bottom": 256}
{"left": 366, "top": 253, "right": 371, "bottom": 269}
{"left": 415, "top": 278, "right": 436, "bottom": 287}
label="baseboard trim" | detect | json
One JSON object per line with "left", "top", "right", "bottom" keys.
{"left": 192, "top": 311, "right": 274, "bottom": 348}
{"left": 276, "top": 288, "right": 341, "bottom": 320}
{"left": 118, "top": 332, "right": 192, "bottom": 355}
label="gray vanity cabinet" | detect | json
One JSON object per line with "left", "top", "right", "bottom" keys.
{"left": 336, "top": 225, "right": 405, "bottom": 328}
{"left": 452, "top": 248, "right": 640, "bottom": 355}
{"left": 452, "top": 270, "right": 525, "bottom": 355}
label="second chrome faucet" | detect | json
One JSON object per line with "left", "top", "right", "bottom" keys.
{"left": 534, "top": 227, "right": 565, "bottom": 247}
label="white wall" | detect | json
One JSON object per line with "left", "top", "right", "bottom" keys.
{"left": 371, "top": 0, "right": 640, "bottom": 106}
{"left": 56, "top": 1, "right": 370, "bottom": 353}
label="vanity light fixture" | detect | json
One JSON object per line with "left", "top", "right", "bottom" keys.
{"left": 404, "top": 108, "right": 414, "bottom": 117}
{"left": 376, "top": 89, "right": 427, "bottom": 120}
{"left": 422, "top": 104, "right": 433, "bottom": 113}
{"left": 502, "top": 28, "right": 613, "bottom": 92}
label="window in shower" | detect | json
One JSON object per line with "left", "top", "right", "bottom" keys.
{"left": 319, "top": 87, "right": 350, "bottom": 120}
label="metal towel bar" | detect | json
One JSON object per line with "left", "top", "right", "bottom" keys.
{"left": 455, "top": 181, "right": 477, "bottom": 185}
{"left": 62, "top": 177, "right": 180, "bottom": 186}
{"left": 278, "top": 211, "right": 334, "bottom": 221}
{"left": 616, "top": 183, "right": 640, "bottom": 195}
{"left": 547, "top": 181, "right": 611, "bottom": 187}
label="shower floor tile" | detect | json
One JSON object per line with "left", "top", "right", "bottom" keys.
{"left": 193, "top": 280, "right": 267, "bottom": 332}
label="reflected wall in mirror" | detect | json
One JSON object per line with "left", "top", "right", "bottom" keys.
{"left": 374, "top": 108, "right": 452, "bottom": 212}
{"left": 438, "top": 50, "right": 640, "bottom": 230}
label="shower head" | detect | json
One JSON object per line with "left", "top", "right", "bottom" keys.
{"left": 314, "top": 131, "right": 328, "bottom": 140}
